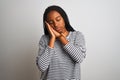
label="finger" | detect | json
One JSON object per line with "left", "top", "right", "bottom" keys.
{"left": 51, "top": 28, "right": 61, "bottom": 37}
{"left": 45, "top": 21, "right": 55, "bottom": 37}
{"left": 61, "top": 33, "right": 65, "bottom": 37}
{"left": 45, "top": 21, "right": 52, "bottom": 32}
{"left": 45, "top": 21, "right": 50, "bottom": 29}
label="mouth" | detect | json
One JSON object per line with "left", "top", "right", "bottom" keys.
{"left": 55, "top": 28, "right": 61, "bottom": 31}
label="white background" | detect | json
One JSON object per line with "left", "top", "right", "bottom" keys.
{"left": 0, "top": 0, "right": 120, "bottom": 80}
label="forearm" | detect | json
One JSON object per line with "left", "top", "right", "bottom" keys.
{"left": 58, "top": 34, "right": 69, "bottom": 45}
{"left": 63, "top": 31, "right": 86, "bottom": 63}
{"left": 37, "top": 46, "right": 54, "bottom": 72}
{"left": 63, "top": 42, "right": 86, "bottom": 63}
{"left": 48, "top": 37, "right": 55, "bottom": 48}
{"left": 49, "top": 34, "right": 69, "bottom": 47}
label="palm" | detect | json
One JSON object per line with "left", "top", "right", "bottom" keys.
{"left": 45, "top": 21, "right": 55, "bottom": 38}
{"left": 45, "top": 21, "right": 61, "bottom": 38}
{"left": 51, "top": 28, "right": 60, "bottom": 38}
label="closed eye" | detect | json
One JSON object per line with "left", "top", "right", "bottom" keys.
{"left": 56, "top": 16, "right": 61, "bottom": 21}
{"left": 48, "top": 20, "right": 53, "bottom": 24}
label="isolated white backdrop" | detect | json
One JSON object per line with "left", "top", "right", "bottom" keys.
{"left": 0, "top": 0, "right": 120, "bottom": 80}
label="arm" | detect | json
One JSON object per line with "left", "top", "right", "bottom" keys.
{"left": 36, "top": 35, "right": 54, "bottom": 72}
{"left": 58, "top": 33, "right": 69, "bottom": 45}
{"left": 63, "top": 31, "right": 86, "bottom": 63}
{"left": 45, "top": 21, "right": 69, "bottom": 46}
{"left": 45, "top": 21, "right": 56, "bottom": 48}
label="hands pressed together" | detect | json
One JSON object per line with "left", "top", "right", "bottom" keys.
{"left": 45, "top": 21, "right": 69, "bottom": 48}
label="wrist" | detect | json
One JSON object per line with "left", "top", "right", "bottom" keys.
{"left": 51, "top": 36, "right": 56, "bottom": 39}
{"left": 58, "top": 34, "right": 64, "bottom": 39}
{"left": 58, "top": 34, "right": 68, "bottom": 45}
{"left": 49, "top": 38, "right": 55, "bottom": 48}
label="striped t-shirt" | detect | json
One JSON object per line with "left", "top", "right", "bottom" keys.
{"left": 36, "top": 31, "right": 86, "bottom": 80}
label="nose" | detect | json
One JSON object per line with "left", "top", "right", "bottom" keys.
{"left": 54, "top": 21, "right": 58, "bottom": 28}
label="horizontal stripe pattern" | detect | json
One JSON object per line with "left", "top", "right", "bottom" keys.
{"left": 36, "top": 31, "right": 86, "bottom": 80}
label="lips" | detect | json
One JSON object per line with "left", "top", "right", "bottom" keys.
{"left": 55, "top": 28, "right": 61, "bottom": 31}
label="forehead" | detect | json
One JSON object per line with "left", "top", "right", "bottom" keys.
{"left": 47, "top": 10, "right": 62, "bottom": 19}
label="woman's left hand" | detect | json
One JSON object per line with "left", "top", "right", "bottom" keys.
{"left": 45, "top": 21, "right": 62, "bottom": 38}
{"left": 51, "top": 28, "right": 61, "bottom": 38}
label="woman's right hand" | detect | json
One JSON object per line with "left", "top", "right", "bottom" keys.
{"left": 45, "top": 21, "right": 56, "bottom": 48}
{"left": 45, "top": 21, "right": 56, "bottom": 39}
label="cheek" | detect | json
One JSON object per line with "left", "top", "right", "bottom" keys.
{"left": 50, "top": 24, "right": 56, "bottom": 29}
{"left": 59, "top": 18, "right": 64, "bottom": 25}
{"left": 61, "top": 20, "right": 65, "bottom": 27}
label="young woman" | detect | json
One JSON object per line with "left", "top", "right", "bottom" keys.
{"left": 36, "top": 5, "right": 86, "bottom": 80}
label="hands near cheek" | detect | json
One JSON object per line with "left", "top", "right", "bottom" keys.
{"left": 45, "top": 21, "right": 62, "bottom": 48}
{"left": 45, "top": 21, "right": 61, "bottom": 39}
{"left": 45, "top": 21, "right": 69, "bottom": 48}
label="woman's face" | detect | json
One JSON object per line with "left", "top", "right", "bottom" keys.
{"left": 46, "top": 10, "right": 67, "bottom": 33}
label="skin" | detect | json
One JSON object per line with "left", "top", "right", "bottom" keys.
{"left": 45, "top": 10, "right": 69, "bottom": 48}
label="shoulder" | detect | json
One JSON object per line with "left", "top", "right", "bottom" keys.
{"left": 72, "top": 31, "right": 85, "bottom": 42}
{"left": 71, "top": 31, "right": 84, "bottom": 37}
{"left": 39, "top": 34, "right": 49, "bottom": 43}
{"left": 68, "top": 31, "right": 84, "bottom": 41}
{"left": 40, "top": 34, "right": 49, "bottom": 40}
{"left": 40, "top": 34, "right": 47, "bottom": 39}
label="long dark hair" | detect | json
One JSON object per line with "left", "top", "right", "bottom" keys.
{"left": 43, "top": 5, "right": 75, "bottom": 35}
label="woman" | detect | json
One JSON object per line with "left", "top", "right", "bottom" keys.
{"left": 36, "top": 5, "right": 86, "bottom": 80}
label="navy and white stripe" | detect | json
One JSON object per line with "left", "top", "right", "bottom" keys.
{"left": 36, "top": 31, "right": 86, "bottom": 80}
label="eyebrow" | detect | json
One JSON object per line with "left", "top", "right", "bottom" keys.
{"left": 56, "top": 16, "right": 61, "bottom": 19}
{"left": 47, "top": 15, "right": 61, "bottom": 22}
